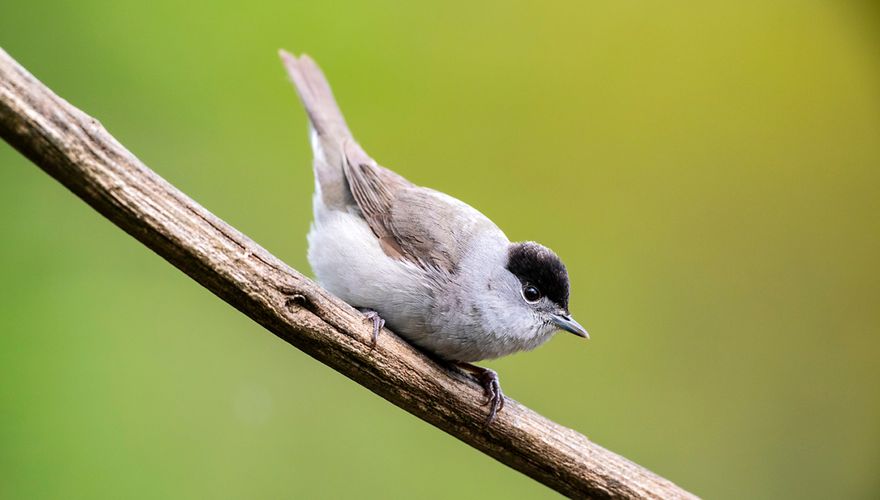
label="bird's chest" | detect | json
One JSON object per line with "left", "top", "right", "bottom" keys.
{"left": 425, "top": 286, "right": 551, "bottom": 362}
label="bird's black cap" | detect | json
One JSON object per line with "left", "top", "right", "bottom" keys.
{"left": 506, "top": 241, "right": 570, "bottom": 310}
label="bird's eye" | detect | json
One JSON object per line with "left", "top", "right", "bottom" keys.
{"left": 522, "top": 284, "right": 542, "bottom": 303}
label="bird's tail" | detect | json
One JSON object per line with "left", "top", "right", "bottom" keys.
{"left": 279, "top": 50, "right": 352, "bottom": 139}
{"left": 280, "top": 50, "right": 360, "bottom": 209}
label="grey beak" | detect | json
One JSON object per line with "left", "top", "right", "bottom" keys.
{"left": 552, "top": 313, "right": 589, "bottom": 339}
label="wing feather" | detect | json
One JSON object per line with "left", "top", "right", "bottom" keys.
{"left": 341, "top": 143, "right": 487, "bottom": 273}
{"left": 341, "top": 140, "right": 412, "bottom": 259}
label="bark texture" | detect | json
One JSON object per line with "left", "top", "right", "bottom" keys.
{"left": 0, "top": 47, "right": 698, "bottom": 499}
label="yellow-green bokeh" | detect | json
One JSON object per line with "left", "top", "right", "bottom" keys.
{"left": 1, "top": 1, "right": 878, "bottom": 498}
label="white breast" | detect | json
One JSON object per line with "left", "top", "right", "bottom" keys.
{"left": 307, "top": 207, "right": 434, "bottom": 334}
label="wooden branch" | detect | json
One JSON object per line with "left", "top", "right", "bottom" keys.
{"left": 0, "top": 47, "right": 697, "bottom": 499}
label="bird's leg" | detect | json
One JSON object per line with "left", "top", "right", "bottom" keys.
{"left": 358, "top": 308, "right": 385, "bottom": 348}
{"left": 456, "top": 363, "right": 505, "bottom": 425}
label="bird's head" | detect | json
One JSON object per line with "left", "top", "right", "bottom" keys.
{"left": 504, "top": 241, "right": 588, "bottom": 339}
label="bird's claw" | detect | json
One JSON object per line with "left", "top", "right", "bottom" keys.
{"left": 477, "top": 368, "right": 505, "bottom": 424}
{"left": 457, "top": 363, "right": 505, "bottom": 425}
{"left": 360, "top": 309, "right": 385, "bottom": 348}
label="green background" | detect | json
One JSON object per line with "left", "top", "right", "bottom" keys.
{"left": 1, "top": 1, "right": 878, "bottom": 498}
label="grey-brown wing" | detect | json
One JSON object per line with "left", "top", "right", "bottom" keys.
{"left": 341, "top": 140, "right": 414, "bottom": 259}
{"left": 343, "top": 144, "right": 491, "bottom": 273}
{"left": 387, "top": 188, "right": 494, "bottom": 274}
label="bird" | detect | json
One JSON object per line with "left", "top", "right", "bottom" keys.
{"left": 279, "top": 51, "right": 588, "bottom": 423}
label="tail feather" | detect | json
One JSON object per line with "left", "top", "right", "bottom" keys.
{"left": 280, "top": 50, "right": 360, "bottom": 210}
{"left": 279, "top": 50, "right": 351, "bottom": 139}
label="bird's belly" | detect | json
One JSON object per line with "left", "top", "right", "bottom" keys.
{"left": 308, "top": 210, "right": 433, "bottom": 333}
{"left": 422, "top": 316, "right": 554, "bottom": 362}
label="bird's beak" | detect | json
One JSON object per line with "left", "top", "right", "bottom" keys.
{"left": 552, "top": 313, "right": 589, "bottom": 339}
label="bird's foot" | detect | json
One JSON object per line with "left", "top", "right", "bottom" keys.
{"left": 358, "top": 308, "right": 385, "bottom": 348}
{"left": 457, "top": 363, "right": 505, "bottom": 425}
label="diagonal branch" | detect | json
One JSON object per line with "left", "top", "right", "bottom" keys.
{"left": 0, "top": 47, "right": 697, "bottom": 499}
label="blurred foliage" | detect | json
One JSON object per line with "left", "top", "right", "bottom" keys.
{"left": 1, "top": 1, "right": 879, "bottom": 498}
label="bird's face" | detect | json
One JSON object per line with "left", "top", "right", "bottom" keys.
{"left": 516, "top": 283, "right": 589, "bottom": 339}
{"left": 506, "top": 242, "right": 588, "bottom": 339}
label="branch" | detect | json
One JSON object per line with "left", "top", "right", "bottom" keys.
{"left": 0, "top": 47, "right": 697, "bottom": 499}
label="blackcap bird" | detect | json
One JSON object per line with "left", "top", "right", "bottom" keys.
{"left": 280, "top": 51, "right": 588, "bottom": 423}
